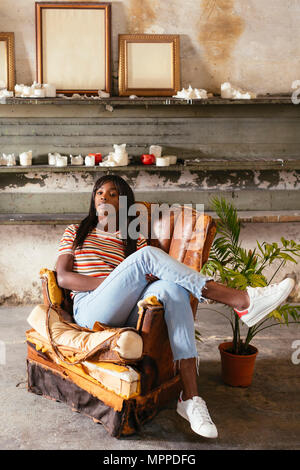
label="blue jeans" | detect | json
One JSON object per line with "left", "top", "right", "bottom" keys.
{"left": 73, "top": 246, "right": 210, "bottom": 361}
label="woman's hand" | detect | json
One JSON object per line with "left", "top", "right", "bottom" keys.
{"left": 145, "top": 273, "right": 159, "bottom": 283}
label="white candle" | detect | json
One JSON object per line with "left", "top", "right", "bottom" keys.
{"left": 156, "top": 156, "right": 170, "bottom": 167}
{"left": 56, "top": 156, "right": 68, "bottom": 167}
{"left": 85, "top": 155, "right": 95, "bottom": 166}
{"left": 70, "top": 155, "right": 83, "bottom": 165}
{"left": 48, "top": 154, "right": 56, "bottom": 165}
{"left": 33, "top": 88, "right": 46, "bottom": 98}
{"left": 43, "top": 84, "right": 56, "bottom": 98}
{"left": 19, "top": 150, "right": 33, "bottom": 166}
{"left": 15, "top": 84, "right": 24, "bottom": 96}
{"left": 149, "top": 145, "right": 162, "bottom": 159}
{"left": 5, "top": 154, "right": 16, "bottom": 166}
{"left": 22, "top": 86, "right": 32, "bottom": 97}
{"left": 220, "top": 83, "right": 233, "bottom": 99}
{"left": 165, "top": 155, "right": 177, "bottom": 164}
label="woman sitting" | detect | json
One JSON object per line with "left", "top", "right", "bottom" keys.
{"left": 56, "top": 174, "right": 294, "bottom": 439}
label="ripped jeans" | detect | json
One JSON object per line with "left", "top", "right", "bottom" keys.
{"left": 73, "top": 246, "right": 210, "bottom": 362}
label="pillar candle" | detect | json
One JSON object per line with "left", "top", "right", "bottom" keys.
{"left": 56, "top": 156, "right": 68, "bottom": 167}
{"left": 85, "top": 155, "right": 95, "bottom": 166}
{"left": 165, "top": 155, "right": 177, "bottom": 164}
{"left": 70, "top": 155, "right": 83, "bottom": 165}
{"left": 149, "top": 145, "right": 162, "bottom": 159}
{"left": 33, "top": 88, "right": 46, "bottom": 98}
{"left": 43, "top": 84, "right": 56, "bottom": 98}
{"left": 19, "top": 151, "right": 33, "bottom": 166}
{"left": 156, "top": 156, "right": 170, "bottom": 167}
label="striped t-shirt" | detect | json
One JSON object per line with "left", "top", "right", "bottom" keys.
{"left": 58, "top": 224, "right": 148, "bottom": 297}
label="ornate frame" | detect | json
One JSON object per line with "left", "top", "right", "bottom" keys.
{"left": 0, "top": 32, "right": 15, "bottom": 91}
{"left": 35, "top": 2, "right": 111, "bottom": 94}
{"left": 118, "top": 34, "right": 180, "bottom": 97}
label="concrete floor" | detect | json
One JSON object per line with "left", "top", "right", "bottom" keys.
{"left": 0, "top": 303, "right": 299, "bottom": 451}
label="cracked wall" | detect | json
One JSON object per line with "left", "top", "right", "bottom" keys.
{"left": 1, "top": 0, "right": 300, "bottom": 94}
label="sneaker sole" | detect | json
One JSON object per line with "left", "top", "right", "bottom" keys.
{"left": 241, "top": 278, "right": 295, "bottom": 327}
{"left": 176, "top": 406, "right": 218, "bottom": 439}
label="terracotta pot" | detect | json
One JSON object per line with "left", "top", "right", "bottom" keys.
{"left": 218, "top": 341, "right": 258, "bottom": 387}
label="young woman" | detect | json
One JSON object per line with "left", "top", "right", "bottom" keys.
{"left": 56, "top": 174, "right": 294, "bottom": 439}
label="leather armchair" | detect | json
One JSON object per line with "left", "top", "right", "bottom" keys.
{"left": 27, "top": 202, "right": 216, "bottom": 437}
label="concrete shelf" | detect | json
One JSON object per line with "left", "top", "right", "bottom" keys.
{"left": 0, "top": 158, "right": 300, "bottom": 172}
{"left": 0, "top": 95, "right": 295, "bottom": 106}
{"left": 1, "top": 210, "right": 300, "bottom": 225}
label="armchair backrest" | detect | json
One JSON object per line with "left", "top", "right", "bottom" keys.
{"left": 135, "top": 201, "right": 216, "bottom": 271}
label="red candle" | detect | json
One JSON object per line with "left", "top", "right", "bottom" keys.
{"left": 141, "top": 154, "right": 155, "bottom": 165}
{"left": 88, "top": 153, "right": 102, "bottom": 164}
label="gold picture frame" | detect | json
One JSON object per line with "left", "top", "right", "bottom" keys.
{"left": 118, "top": 34, "right": 180, "bottom": 97}
{"left": 35, "top": 2, "right": 111, "bottom": 95}
{"left": 0, "top": 32, "right": 15, "bottom": 91}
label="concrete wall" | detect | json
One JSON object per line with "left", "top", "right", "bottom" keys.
{"left": 1, "top": 0, "right": 300, "bottom": 94}
{"left": 0, "top": 222, "right": 299, "bottom": 305}
{"left": 1, "top": 1, "right": 300, "bottom": 305}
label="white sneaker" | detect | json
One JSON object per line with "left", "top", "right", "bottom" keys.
{"left": 176, "top": 392, "right": 218, "bottom": 438}
{"left": 234, "top": 277, "right": 295, "bottom": 327}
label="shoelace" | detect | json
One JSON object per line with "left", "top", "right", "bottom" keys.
{"left": 191, "top": 397, "right": 214, "bottom": 424}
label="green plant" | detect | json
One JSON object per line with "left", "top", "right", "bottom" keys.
{"left": 201, "top": 197, "right": 300, "bottom": 355}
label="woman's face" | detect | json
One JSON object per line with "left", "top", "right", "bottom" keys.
{"left": 94, "top": 181, "right": 120, "bottom": 228}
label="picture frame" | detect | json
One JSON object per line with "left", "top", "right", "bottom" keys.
{"left": 118, "top": 34, "right": 180, "bottom": 97}
{"left": 0, "top": 32, "right": 15, "bottom": 91}
{"left": 35, "top": 2, "right": 111, "bottom": 95}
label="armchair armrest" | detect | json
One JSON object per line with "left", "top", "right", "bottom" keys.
{"left": 39, "top": 268, "right": 74, "bottom": 323}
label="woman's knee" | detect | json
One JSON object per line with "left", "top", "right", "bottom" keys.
{"left": 145, "top": 279, "right": 190, "bottom": 303}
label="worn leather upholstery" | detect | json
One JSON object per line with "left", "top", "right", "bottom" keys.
{"left": 39, "top": 202, "right": 216, "bottom": 391}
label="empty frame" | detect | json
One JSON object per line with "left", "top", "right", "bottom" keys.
{"left": 0, "top": 33, "right": 15, "bottom": 91}
{"left": 35, "top": 2, "right": 111, "bottom": 94}
{"left": 119, "top": 34, "right": 180, "bottom": 96}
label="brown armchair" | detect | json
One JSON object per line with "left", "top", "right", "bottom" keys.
{"left": 26, "top": 202, "right": 216, "bottom": 437}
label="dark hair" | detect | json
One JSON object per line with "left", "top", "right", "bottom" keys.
{"left": 73, "top": 174, "right": 138, "bottom": 258}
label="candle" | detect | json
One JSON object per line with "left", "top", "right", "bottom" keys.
{"left": 14, "top": 84, "right": 24, "bottom": 97}
{"left": 141, "top": 154, "right": 155, "bottom": 165}
{"left": 56, "top": 156, "right": 68, "bottom": 167}
{"left": 70, "top": 155, "right": 83, "bottom": 165}
{"left": 22, "top": 86, "right": 32, "bottom": 97}
{"left": 43, "top": 84, "right": 56, "bottom": 98}
{"left": 85, "top": 155, "right": 95, "bottom": 166}
{"left": 165, "top": 155, "right": 177, "bottom": 164}
{"left": 149, "top": 145, "right": 162, "bottom": 159}
{"left": 48, "top": 153, "right": 58, "bottom": 165}
{"left": 19, "top": 150, "right": 32, "bottom": 166}
{"left": 88, "top": 153, "right": 102, "bottom": 164}
{"left": 98, "top": 90, "right": 110, "bottom": 98}
{"left": 156, "top": 156, "right": 170, "bottom": 167}
{"left": 5, "top": 154, "right": 16, "bottom": 166}
{"left": 33, "top": 88, "right": 46, "bottom": 98}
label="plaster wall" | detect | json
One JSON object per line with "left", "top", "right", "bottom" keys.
{"left": 1, "top": 0, "right": 300, "bottom": 94}
{"left": 0, "top": 222, "right": 299, "bottom": 305}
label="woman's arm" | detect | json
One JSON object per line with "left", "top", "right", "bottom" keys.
{"left": 56, "top": 254, "right": 105, "bottom": 292}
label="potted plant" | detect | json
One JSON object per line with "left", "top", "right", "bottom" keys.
{"left": 201, "top": 197, "right": 300, "bottom": 387}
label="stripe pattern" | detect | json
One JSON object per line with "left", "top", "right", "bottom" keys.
{"left": 58, "top": 224, "right": 148, "bottom": 296}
